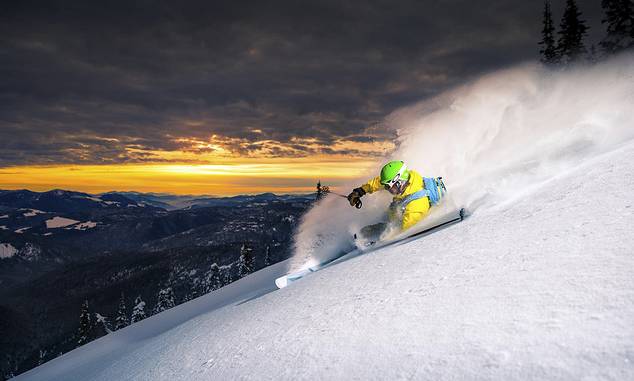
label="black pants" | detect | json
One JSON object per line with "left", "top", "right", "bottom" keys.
{"left": 359, "top": 222, "right": 388, "bottom": 241}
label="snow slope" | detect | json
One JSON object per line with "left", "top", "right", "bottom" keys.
{"left": 16, "top": 136, "right": 634, "bottom": 380}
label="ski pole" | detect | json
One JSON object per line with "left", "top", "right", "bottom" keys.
{"left": 328, "top": 191, "right": 362, "bottom": 209}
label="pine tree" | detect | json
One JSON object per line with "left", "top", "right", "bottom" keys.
{"left": 94, "top": 312, "right": 112, "bottom": 335}
{"left": 131, "top": 295, "right": 147, "bottom": 323}
{"left": 0, "top": 354, "right": 19, "bottom": 380}
{"left": 316, "top": 181, "right": 330, "bottom": 201}
{"left": 264, "top": 245, "right": 272, "bottom": 266}
{"left": 153, "top": 287, "right": 176, "bottom": 315}
{"left": 77, "top": 299, "right": 93, "bottom": 346}
{"left": 539, "top": 1, "right": 560, "bottom": 64}
{"left": 114, "top": 293, "right": 129, "bottom": 330}
{"left": 202, "top": 263, "right": 222, "bottom": 293}
{"left": 237, "top": 243, "right": 255, "bottom": 278}
{"left": 222, "top": 265, "right": 233, "bottom": 286}
{"left": 184, "top": 288, "right": 197, "bottom": 302}
{"left": 600, "top": 0, "right": 634, "bottom": 54}
{"left": 183, "top": 269, "right": 199, "bottom": 302}
{"left": 3, "top": 355, "right": 17, "bottom": 380}
{"left": 4, "top": 368, "right": 15, "bottom": 379}
{"left": 588, "top": 44, "right": 599, "bottom": 62}
{"left": 38, "top": 349, "right": 48, "bottom": 366}
{"left": 558, "top": 0, "right": 590, "bottom": 63}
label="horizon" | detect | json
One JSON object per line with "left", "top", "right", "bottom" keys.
{"left": 0, "top": 186, "right": 318, "bottom": 198}
{"left": 0, "top": 157, "right": 375, "bottom": 196}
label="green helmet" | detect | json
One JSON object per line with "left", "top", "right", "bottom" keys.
{"left": 380, "top": 160, "right": 409, "bottom": 187}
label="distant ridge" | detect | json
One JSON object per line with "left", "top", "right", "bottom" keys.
{"left": 0, "top": 189, "right": 315, "bottom": 211}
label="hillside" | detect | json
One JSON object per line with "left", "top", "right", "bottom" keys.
{"left": 15, "top": 135, "right": 634, "bottom": 380}
{"left": 0, "top": 192, "right": 310, "bottom": 377}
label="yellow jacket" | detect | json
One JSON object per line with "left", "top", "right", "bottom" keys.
{"left": 360, "top": 169, "right": 430, "bottom": 231}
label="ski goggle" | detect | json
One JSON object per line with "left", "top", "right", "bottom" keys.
{"left": 384, "top": 181, "right": 402, "bottom": 192}
{"left": 381, "top": 163, "right": 408, "bottom": 190}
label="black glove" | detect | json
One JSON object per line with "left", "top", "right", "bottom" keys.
{"left": 347, "top": 187, "right": 365, "bottom": 208}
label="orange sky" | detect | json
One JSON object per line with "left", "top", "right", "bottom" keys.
{"left": 0, "top": 156, "right": 381, "bottom": 196}
{"left": 0, "top": 131, "right": 394, "bottom": 195}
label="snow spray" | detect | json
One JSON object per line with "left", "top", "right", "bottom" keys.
{"left": 290, "top": 53, "right": 634, "bottom": 272}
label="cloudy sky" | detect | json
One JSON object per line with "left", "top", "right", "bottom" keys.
{"left": 0, "top": 0, "right": 604, "bottom": 194}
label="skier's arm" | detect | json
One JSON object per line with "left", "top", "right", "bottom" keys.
{"left": 360, "top": 176, "right": 383, "bottom": 194}
{"left": 347, "top": 176, "right": 382, "bottom": 207}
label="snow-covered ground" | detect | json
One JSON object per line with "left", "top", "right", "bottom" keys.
{"left": 16, "top": 134, "right": 634, "bottom": 381}
{"left": 0, "top": 243, "right": 18, "bottom": 259}
{"left": 70, "top": 221, "right": 97, "bottom": 230}
{"left": 21, "top": 209, "right": 46, "bottom": 217}
{"left": 45, "top": 217, "right": 80, "bottom": 229}
{"left": 73, "top": 195, "right": 104, "bottom": 203}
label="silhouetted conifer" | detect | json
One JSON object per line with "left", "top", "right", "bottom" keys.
{"left": 599, "top": 0, "right": 634, "bottom": 54}
{"left": 539, "top": 1, "right": 560, "bottom": 64}
{"left": 77, "top": 300, "right": 94, "bottom": 346}
{"left": 264, "top": 245, "right": 272, "bottom": 266}
{"left": 558, "top": 0, "right": 589, "bottom": 63}
{"left": 131, "top": 296, "right": 147, "bottom": 323}
{"left": 153, "top": 287, "right": 176, "bottom": 314}
{"left": 202, "top": 263, "right": 222, "bottom": 293}
{"left": 114, "top": 293, "right": 129, "bottom": 330}
{"left": 238, "top": 243, "right": 255, "bottom": 277}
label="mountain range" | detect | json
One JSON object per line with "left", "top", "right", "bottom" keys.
{"left": 0, "top": 188, "right": 314, "bottom": 378}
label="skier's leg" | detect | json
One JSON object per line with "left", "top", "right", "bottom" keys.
{"left": 359, "top": 222, "right": 388, "bottom": 241}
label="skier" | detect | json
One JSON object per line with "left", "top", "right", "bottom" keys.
{"left": 347, "top": 160, "right": 445, "bottom": 240}
{"left": 276, "top": 161, "right": 455, "bottom": 288}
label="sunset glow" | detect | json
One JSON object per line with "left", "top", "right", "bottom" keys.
{"left": 0, "top": 156, "right": 380, "bottom": 195}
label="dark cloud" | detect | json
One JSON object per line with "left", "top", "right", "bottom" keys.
{"left": 0, "top": 0, "right": 605, "bottom": 166}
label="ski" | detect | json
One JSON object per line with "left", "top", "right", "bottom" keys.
{"left": 275, "top": 208, "right": 466, "bottom": 289}
{"left": 401, "top": 207, "right": 465, "bottom": 241}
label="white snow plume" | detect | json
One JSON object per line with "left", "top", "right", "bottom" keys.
{"left": 389, "top": 54, "right": 634, "bottom": 213}
{"left": 290, "top": 192, "right": 390, "bottom": 270}
{"left": 290, "top": 53, "right": 634, "bottom": 272}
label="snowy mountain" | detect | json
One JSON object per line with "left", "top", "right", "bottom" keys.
{"left": 0, "top": 189, "right": 144, "bottom": 213}
{"left": 14, "top": 57, "right": 634, "bottom": 380}
{"left": 98, "top": 191, "right": 315, "bottom": 211}
{"left": 0, "top": 192, "right": 312, "bottom": 378}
